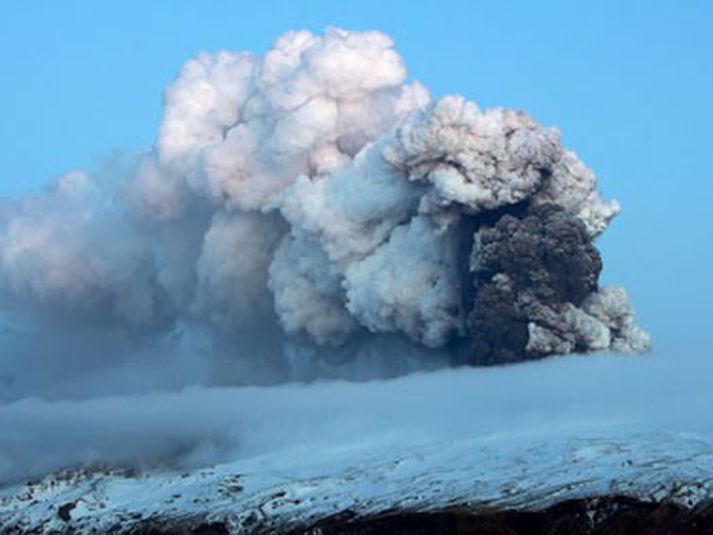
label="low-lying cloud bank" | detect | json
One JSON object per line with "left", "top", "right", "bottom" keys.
{"left": 0, "top": 353, "right": 708, "bottom": 483}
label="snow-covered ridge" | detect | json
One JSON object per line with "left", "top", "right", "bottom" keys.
{"left": 2, "top": 354, "right": 712, "bottom": 532}
{"left": 2, "top": 429, "right": 712, "bottom": 533}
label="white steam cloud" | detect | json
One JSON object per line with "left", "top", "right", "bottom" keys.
{"left": 0, "top": 28, "right": 648, "bottom": 403}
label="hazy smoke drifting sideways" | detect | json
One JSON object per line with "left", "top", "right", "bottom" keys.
{"left": 0, "top": 27, "right": 649, "bottom": 397}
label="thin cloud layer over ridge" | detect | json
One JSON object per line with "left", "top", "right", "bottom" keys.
{"left": 0, "top": 28, "right": 648, "bottom": 399}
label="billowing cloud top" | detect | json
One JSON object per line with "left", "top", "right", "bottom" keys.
{"left": 0, "top": 28, "right": 648, "bottom": 394}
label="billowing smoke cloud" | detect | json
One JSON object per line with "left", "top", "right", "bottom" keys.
{"left": 0, "top": 28, "right": 648, "bottom": 402}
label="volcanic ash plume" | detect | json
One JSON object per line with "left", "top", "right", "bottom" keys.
{"left": 0, "top": 28, "right": 649, "bottom": 388}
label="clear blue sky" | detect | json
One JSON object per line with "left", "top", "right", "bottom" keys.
{"left": 0, "top": 0, "right": 711, "bottom": 356}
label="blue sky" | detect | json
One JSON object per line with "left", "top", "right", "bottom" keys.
{"left": 0, "top": 0, "right": 711, "bottom": 357}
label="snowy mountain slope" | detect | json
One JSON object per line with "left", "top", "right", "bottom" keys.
{"left": 2, "top": 428, "right": 712, "bottom": 533}
{"left": 2, "top": 355, "right": 712, "bottom": 533}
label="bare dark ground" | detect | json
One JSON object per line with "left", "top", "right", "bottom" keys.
{"left": 120, "top": 495, "right": 713, "bottom": 534}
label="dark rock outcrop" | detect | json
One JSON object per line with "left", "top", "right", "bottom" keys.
{"left": 306, "top": 496, "right": 713, "bottom": 535}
